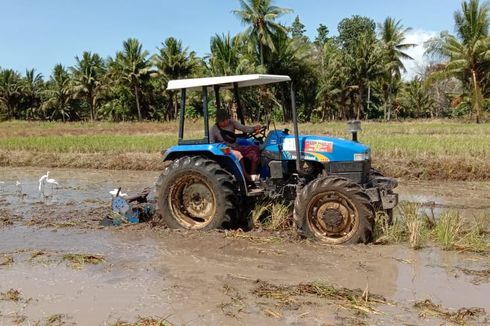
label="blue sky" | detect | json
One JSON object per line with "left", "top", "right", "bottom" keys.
{"left": 1, "top": 0, "right": 462, "bottom": 77}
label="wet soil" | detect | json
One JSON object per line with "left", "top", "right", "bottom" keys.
{"left": 0, "top": 167, "right": 489, "bottom": 325}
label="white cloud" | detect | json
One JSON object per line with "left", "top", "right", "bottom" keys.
{"left": 401, "top": 29, "right": 438, "bottom": 80}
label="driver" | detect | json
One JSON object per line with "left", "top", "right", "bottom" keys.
{"left": 210, "top": 109, "right": 261, "bottom": 182}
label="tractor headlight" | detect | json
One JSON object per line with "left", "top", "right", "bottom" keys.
{"left": 354, "top": 150, "right": 370, "bottom": 161}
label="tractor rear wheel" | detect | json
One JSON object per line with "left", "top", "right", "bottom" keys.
{"left": 294, "top": 176, "right": 374, "bottom": 244}
{"left": 155, "top": 156, "right": 238, "bottom": 230}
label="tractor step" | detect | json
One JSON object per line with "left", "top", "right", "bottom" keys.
{"left": 247, "top": 187, "right": 264, "bottom": 196}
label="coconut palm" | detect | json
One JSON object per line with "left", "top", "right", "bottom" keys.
{"left": 378, "top": 17, "right": 415, "bottom": 120}
{"left": 71, "top": 52, "right": 106, "bottom": 121}
{"left": 346, "top": 35, "right": 385, "bottom": 119}
{"left": 208, "top": 33, "right": 253, "bottom": 76}
{"left": 154, "top": 37, "right": 197, "bottom": 119}
{"left": 399, "top": 77, "right": 435, "bottom": 118}
{"left": 43, "top": 64, "right": 73, "bottom": 121}
{"left": 426, "top": 0, "right": 490, "bottom": 123}
{"left": 22, "top": 69, "right": 44, "bottom": 119}
{"left": 109, "top": 38, "right": 150, "bottom": 121}
{"left": 0, "top": 69, "right": 23, "bottom": 119}
{"left": 233, "top": 0, "right": 292, "bottom": 65}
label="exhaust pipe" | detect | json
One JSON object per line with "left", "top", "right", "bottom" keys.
{"left": 347, "top": 120, "right": 362, "bottom": 142}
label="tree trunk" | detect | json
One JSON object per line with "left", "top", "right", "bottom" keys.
{"left": 357, "top": 83, "right": 364, "bottom": 120}
{"left": 88, "top": 93, "right": 95, "bottom": 121}
{"left": 174, "top": 93, "right": 179, "bottom": 120}
{"left": 134, "top": 84, "right": 142, "bottom": 121}
{"left": 471, "top": 69, "right": 482, "bottom": 124}
{"left": 260, "top": 44, "right": 264, "bottom": 66}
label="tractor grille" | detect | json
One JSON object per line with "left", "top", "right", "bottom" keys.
{"left": 326, "top": 160, "right": 371, "bottom": 184}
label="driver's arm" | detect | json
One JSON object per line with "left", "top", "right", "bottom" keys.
{"left": 231, "top": 119, "right": 257, "bottom": 134}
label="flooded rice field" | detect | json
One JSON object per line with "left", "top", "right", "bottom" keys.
{"left": 0, "top": 167, "right": 489, "bottom": 325}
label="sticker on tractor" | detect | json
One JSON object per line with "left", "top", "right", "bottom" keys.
{"left": 306, "top": 152, "right": 329, "bottom": 162}
{"left": 305, "top": 140, "right": 333, "bottom": 153}
{"left": 282, "top": 138, "right": 296, "bottom": 151}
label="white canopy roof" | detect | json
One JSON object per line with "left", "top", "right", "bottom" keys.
{"left": 166, "top": 74, "right": 291, "bottom": 91}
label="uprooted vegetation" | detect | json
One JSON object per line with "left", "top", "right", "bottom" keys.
{"left": 111, "top": 317, "right": 174, "bottom": 326}
{"left": 62, "top": 253, "right": 105, "bottom": 269}
{"left": 0, "top": 254, "right": 14, "bottom": 266}
{"left": 375, "top": 202, "right": 489, "bottom": 252}
{"left": 252, "top": 280, "right": 387, "bottom": 315}
{"left": 415, "top": 299, "right": 486, "bottom": 325}
{"left": 0, "top": 289, "right": 22, "bottom": 302}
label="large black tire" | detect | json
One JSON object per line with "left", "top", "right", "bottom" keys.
{"left": 155, "top": 156, "right": 238, "bottom": 230}
{"left": 294, "top": 176, "right": 374, "bottom": 244}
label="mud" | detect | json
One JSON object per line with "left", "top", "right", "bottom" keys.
{"left": 0, "top": 167, "right": 489, "bottom": 325}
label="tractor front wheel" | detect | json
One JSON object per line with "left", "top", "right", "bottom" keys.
{"left": 294, "top": 176, "right": 374, "bottom": 244}
{"left": 155, "top": 156, "right": 238, "bottom": 230}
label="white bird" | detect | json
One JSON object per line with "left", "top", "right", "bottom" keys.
{"left": 0, "top": 181, "right": 5, "bottom": 192}
{"left": 46, "top": 175, "right": 59, "bottom": 186}
{"left": 15, "top": 181, "right": 22, "bottom": 194}
{"left": 109, "top": 188, "right": 128, "bottom": 198}
{"left": 39, "top": 171, "right": 58, "bottom": 198}
{"left": 39, "top": 171, "right": 49, "bottom": 194}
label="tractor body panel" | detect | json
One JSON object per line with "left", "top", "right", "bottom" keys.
{"left": 262, "top": 130, "right": 370, "bottom": 163}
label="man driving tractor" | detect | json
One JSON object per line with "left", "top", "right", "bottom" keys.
{"left": 210, "top": 109, "right": 261, "bottom": 182}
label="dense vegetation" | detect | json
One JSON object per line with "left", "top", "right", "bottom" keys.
{"left": 0, "top": 0, "right": 489, "bottom": 123}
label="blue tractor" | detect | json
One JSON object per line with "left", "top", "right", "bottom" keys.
{"left": 156, "top": 75, "right": 398, "bottom": 244}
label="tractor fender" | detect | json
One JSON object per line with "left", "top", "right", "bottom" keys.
{"left": 162, "top": 144, "right": 248, "bottom": 196}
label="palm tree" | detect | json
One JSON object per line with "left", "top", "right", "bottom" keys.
{"left": 71, "top": 51, "right": 106, "bottom": 121}
{"left": 378, "top": 17, "right": 414, "bottom": 120}
{"left": 0, "top": 69, "right": 23, "bottom": 119}
{"left": 399, "top": 77, "right": 434, "bottom": 118}
{"left": 43, "top": 64, "right": 73, "bottom": 121}
{"left": 208, "top": 33, "right": 253, "bottom": 76}
{"left": 154, "top": 37, "right": 197, "bottom": 119}
{"left": 22, "top": 69, "right": 44, "bottom": 119}
{"left": 233, "top": 0, "right": 292, "bottom": 65}
{"left": 426, "top": 0, "right": 490, "bottom": 123}
{"left": 109, "top": 38, "right": 150, "bottom": 121}
{"left": 346, "top": 35, "right": 385, "bottom": 119}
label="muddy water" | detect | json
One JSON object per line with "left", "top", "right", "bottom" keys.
{"left": 0, "top": 167, "right": 489, "bottom": 325}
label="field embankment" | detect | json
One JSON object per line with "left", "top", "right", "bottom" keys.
{"left": 0, "top": 120, "right": 489, "bottom": 181}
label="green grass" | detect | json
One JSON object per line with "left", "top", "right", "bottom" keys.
{"left": 2, "top": 119, "right": 490, "bottom": 155}
{"left": 1, "top": 119, "right": 490, "bottom": 179}
{"left": 0, "top": 135, "right": 176, "bottom": 153}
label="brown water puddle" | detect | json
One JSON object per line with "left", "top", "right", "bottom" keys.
{"left": 0, "top": 167, "right": 489, "bottom": 325}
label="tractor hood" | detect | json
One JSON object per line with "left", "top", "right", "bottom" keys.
{"left": 263, "top": 131, "right": 370, "bottom": 163}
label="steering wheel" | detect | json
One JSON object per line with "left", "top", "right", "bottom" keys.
{"left": 247, "top": 126, "right": 267, "bottom": 141}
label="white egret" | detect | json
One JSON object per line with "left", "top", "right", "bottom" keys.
{"left": 15, "top": 181, "right": 22, "bottom": 194}
{"left": 109, "top": 188, "right": 128, "bottom": 198}
{"left": 38, "top": 171, "right": 49, "bottom": 195}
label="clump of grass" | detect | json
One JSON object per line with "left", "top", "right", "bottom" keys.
{"left": 0, "top": 289, "right": 22, "bottom": 302}
{"left": 62, "top": 253, "right": 105, "bottom": 269}
{"left": 473, "top": 211, "right": 490, "bottom": 235}
{"left": 375, "top": 202, "right": 429, "bottom": 249}
{"left": 0, "top": 254, "right": 14, "bottom": 266}
{"left": 433, "top": 211, "right": 463, "bottom": 250}
{"left": 252, "top": 280, "right": 386, "bottom": 314}
{"left": 250, "top": 201, "right": 292, "bottom": 231}
{"left": 432, "top": 211, "right": 488, "bottom": 252}
{"left": 111, "top": 317, "right": 174, "bottom": 326}
{"left": 414, "top": 299, "right": 486, "bottom": 325}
